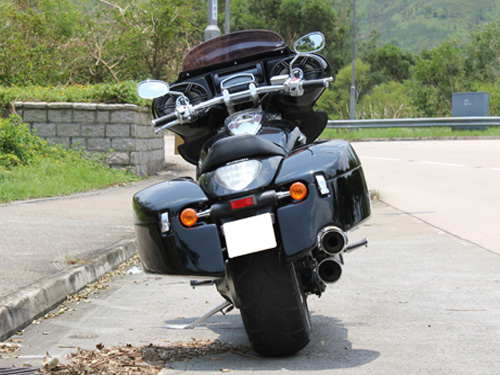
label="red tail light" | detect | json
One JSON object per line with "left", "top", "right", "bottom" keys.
{"left": 230, "top": 197, "right": 254, "bottom": 210}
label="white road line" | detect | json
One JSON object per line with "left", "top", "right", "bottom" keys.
{"left": 361, "top": 156, "right": 401, "bottom": 161}
{"left": 422, "top": 161, "right": 466, "bottom": 168}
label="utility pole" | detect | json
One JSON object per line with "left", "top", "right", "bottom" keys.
{"left": 204, "top": 0, "right": 221, "bottom": 41}
{"left": 225, "top": 0, "right": 230, "bottom": 34}
{"left": 349, "top": 0, "right": 356, "bottom": 120}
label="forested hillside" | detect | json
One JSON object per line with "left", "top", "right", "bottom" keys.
{"left": 358, "top": 0, "right": 500, "bottom": 51}
{"left": 2, "top": 0, "right": 500, "bottom": 119}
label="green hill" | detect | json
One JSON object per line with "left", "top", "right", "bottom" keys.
{"left": 357, "top": 0, "right": 500, "bottom": 51}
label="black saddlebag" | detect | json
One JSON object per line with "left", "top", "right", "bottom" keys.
{"left": 132, "top": 178, "right": 225, "bottom": 277}
{"left": 275, "top": 140, "right": 371, "bottom": 257}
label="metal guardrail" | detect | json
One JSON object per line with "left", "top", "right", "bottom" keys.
{"left": 327, "top": 117, "right": 500, "bottom": 129}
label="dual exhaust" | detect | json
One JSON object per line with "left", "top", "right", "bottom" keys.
{"left": 316, "top": 226, "right": 367, "bottom": 284}
{"left": 316, "top": 226, "right": 346, "bottom": 284}
{"left": 317, "top": 257, "right": 343, "bottom": 284}
{"left": 317, "top": 226, "right": 347, "bottom": 256}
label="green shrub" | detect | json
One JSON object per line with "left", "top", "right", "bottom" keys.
{"left": 0, "top": 115, "right": 52, "bottom": 169}
{"left": 0, "top": 81, "right": 147, "bottom": 111}
{"left": 471, "top": 81, "right": 500, "bottom": 116}
{"left": 315, "top": 59, "right": 373, "bottom": 120}
{"left": 357, "top": 81, "right": 420, "bottom": 119}
{"left": 88, "top": 81, "right": 145, "bottom": 104}
{"left": 0, "top": 115, "right": 138, "bottom": 201}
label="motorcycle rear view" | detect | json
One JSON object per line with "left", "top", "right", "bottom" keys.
{"left": 133, "top": 30, "right": 371, "bottom": 356}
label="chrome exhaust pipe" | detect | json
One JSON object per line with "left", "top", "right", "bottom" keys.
{"left": 317, "top": 226, "right": 347, "bottom": 255}
{"left": 317, "top": 257, "right": 342, "bottom": 284}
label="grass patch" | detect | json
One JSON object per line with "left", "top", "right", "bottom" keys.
{"left": 0, "top": 158, "right": 138, "bottom": 203}
{"left": 320, "top": 126, "right": 500, "bottom": 140}
{"left": 0, "top": 81, "right": 147, "bottom": 111}
{"left": 0, "top": 115, "right": 139, "bottom": 203}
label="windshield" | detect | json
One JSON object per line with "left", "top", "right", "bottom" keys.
{"left": 182, "top": 30, "right": 287, "bottom": 72}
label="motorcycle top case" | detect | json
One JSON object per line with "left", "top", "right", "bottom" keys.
{"left": 275, "top": 140, "right": 371, "bottom": 257}
{"left": 132, "top": 178, "right": 225, "bottom": 277}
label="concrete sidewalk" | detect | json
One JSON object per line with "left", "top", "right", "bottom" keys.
{"left": 0, "top": 135, "right": 194, "bottom": 341}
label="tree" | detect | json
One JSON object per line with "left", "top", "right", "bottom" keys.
{"left": 230, "top": 0, "right": 347, "bottom": 72}
{"left": 230, "top": 0, "right": 282, "bottom": 32}
{"left": 316, "top": 58, "right": 371, "bottom": 119}
{"left": 410, "top": 40, "right": 469, "bottom": 116}
{"left": 0, "top": 0, "right": 206, "bottom": 85}
{"left": 464, "top": 21, "right": 500, "bottom": 84}
{"left": 404, "top": 21, "right": 500, "bottom": 117}
{"left": 0, "top": 0, "right": 82, "bottom": 85}
{"left": 363, "top": 44, "right": 416, "bottom": 84}
{"left": 79, "top": 0, "right": 205, "bottom": 83}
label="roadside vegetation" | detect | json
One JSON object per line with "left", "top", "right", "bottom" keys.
{"left": 0, "top": 116, "right": 138, "bottom": 203}
{"left": 316, "top": 22, "right": 500, "bottom": 119}
{"left": 0, "top": 82, "right": 146, "bottom": 111}
{"left": 1, "top": 0, "right": 500, "bottom": 202}
{"left": 321, "top": 126, "right": 500, "bottom": 141}
{"left": 2, "top": 0, "right": 500, "bottom": 120}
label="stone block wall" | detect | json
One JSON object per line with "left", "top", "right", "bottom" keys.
{"left": 13, "top": 102, "right": 164, "bottom": 176}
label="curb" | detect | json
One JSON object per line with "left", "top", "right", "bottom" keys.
{"left": 0, "top": 239, "right": 137, "bottom": 342}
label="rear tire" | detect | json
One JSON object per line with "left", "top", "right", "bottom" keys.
{"left": 228, "top": 250, "right": 311, "bottom": 356}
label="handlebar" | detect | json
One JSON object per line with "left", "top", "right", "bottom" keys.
{"left": 301, "top": 79, "right": 331, "bottom": 90}
{"left": 152, "top": 112, "right": 177, "bottom": 128}
{"left": 152, "top": 76, "right": 333, "bottom": 132}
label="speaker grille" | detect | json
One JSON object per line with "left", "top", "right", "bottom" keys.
{"left": 153, "top": 82, "right": 210, "bottom": 118}
{"left": 269, "top": 54, "right": 329, "bottom": 81}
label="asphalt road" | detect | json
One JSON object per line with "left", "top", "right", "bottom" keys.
{"left": 2, "top": 138, "right": 500, "bottom": 373}
{"left": 3, "top": 200, "right": 500, "bottom": 374}
{"left": 353, "top": 139, "right": 500, "bottom": 254}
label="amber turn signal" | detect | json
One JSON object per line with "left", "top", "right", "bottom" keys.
{"left": 290, "top": 182, "right": 307, "bottom": 201}
{"left": 180, "top": 208, "right": 198, "bottom": 227}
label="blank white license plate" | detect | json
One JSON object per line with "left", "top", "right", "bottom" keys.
{"left": 222, "top": 213, "right": 277, "bottom": 258}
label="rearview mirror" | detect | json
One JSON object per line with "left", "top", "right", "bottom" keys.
{"left": 294, "top": 32, "right": 325, "bottom": 54}
{"left": 137, "top": 80, "right": 170, "bottom": 99}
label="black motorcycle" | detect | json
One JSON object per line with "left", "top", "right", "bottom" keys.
{"left": 133, "top": 30, "right": 371, "bottom": 356}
